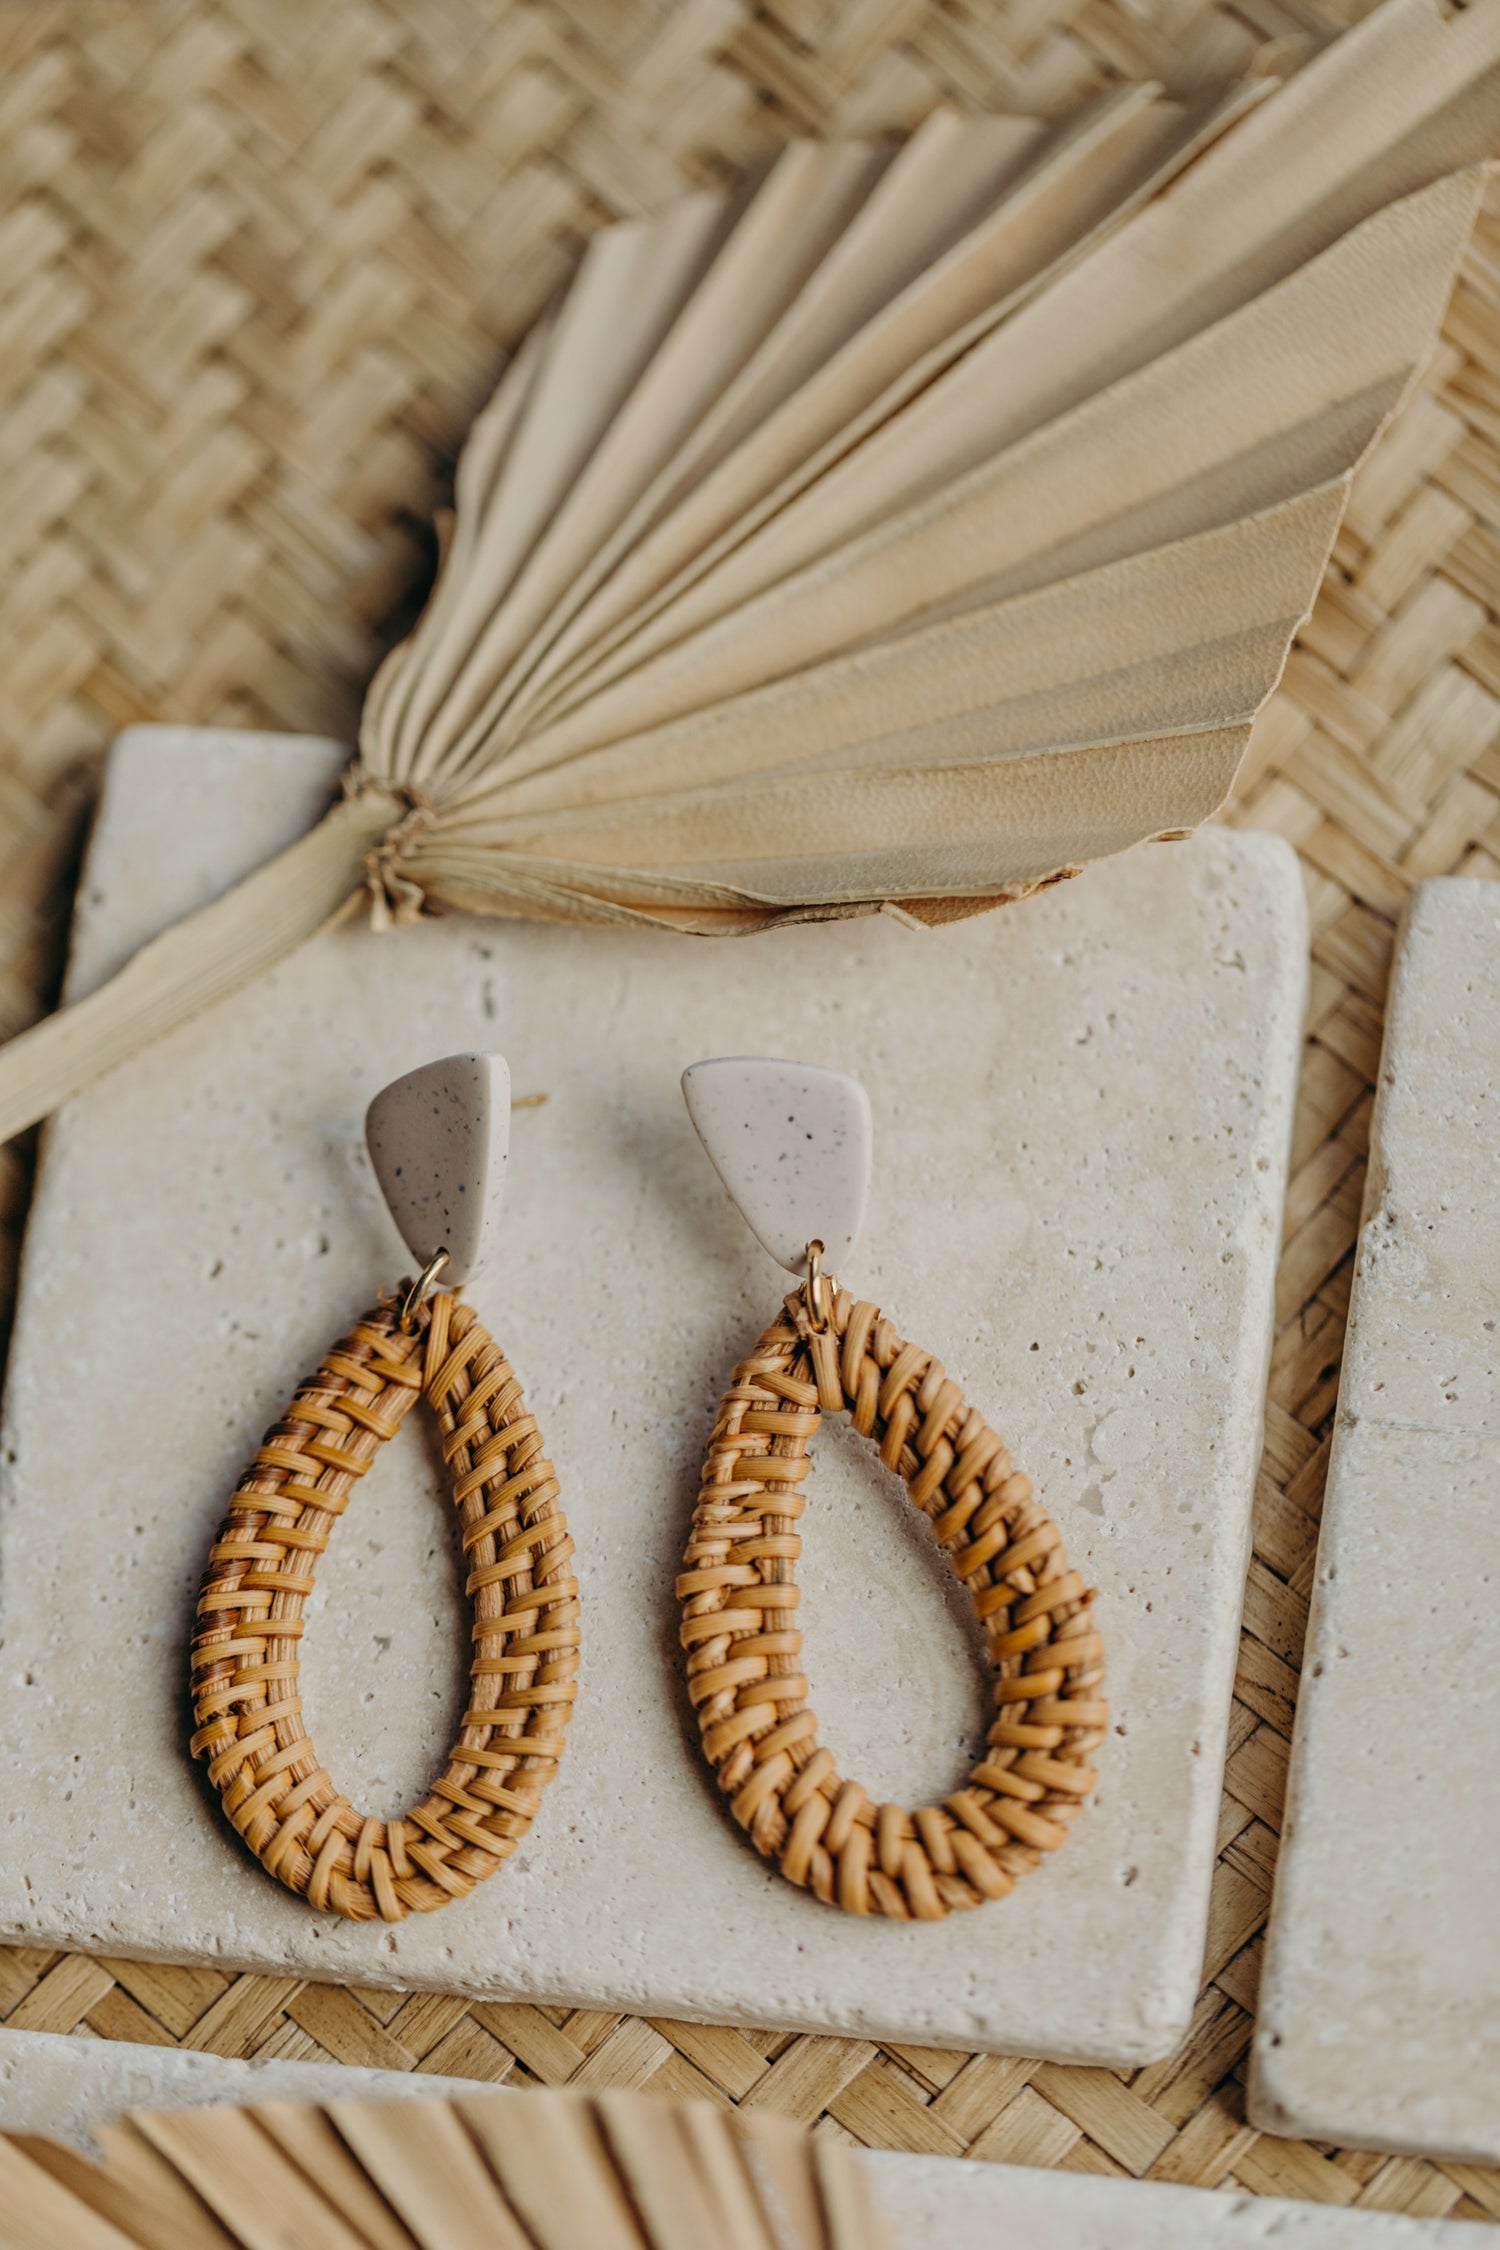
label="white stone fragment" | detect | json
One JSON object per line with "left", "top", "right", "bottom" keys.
{"left": 0, "top": 2028, "right": 484, "bottom": 2153}
{"left": 866, "top": 2149, "right": 1477, "bottom": 2245}
{"left": 1250, "top": 878, "right": 1500, "bottom": 2165}
{"left": 365, "top": 1051, "right": 510, "bottom": 1285}
{"left": 0, "top": 727, "right": 1307, "bottom": 2067}
{"left": 681, "top": 1056, "right": 872, "bottom": 1275}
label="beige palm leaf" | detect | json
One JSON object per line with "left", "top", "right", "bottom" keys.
{"left": 0, "top": 2086, "right": 887, "bottom": 2250}
{"left": 0, "top": 0, "right": 1496, "bottom": 1139}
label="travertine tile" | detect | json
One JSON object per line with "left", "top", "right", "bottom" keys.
{"left": 868, "top": 2149, "right": 1476, "bottom": 2244}
{"left": 1251, "top": 879, "right": 1500, "bottom": 2162}
{"left": 2, "top": 2030, "right": 1471, "bottom": 2241}
{"left": 0, "top": 2027, "right": 482, "bottom": 2150}
{"left": 0, "top": 728, "right": 1305, "bottom": 2065}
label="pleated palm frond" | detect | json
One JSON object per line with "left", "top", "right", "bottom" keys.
{"left": 358, "top": 0, "right": 1498, "bottom": 932}
{"left": 0, "top": 2085, "right": 887, "bottom": 2250}
{"left": 0, "top": 0, "right": 1496, "bottom": 1138}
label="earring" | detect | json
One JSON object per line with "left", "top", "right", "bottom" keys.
{"left": 678, "top": 1058, "right": 1104, "bottom": 1920}
{"left": 189, "top": 1053, "right": 578, "bottom": 1922}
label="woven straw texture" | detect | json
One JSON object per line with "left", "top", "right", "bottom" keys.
{"left": 190, "top": 1290, "right": 578, "bottom": 1921}
{"left": 2, "top": 0, "right": 1500, "bottom": 2225}
{"left": 681, "top": 1289, "right": 1103, "bottom": 1915}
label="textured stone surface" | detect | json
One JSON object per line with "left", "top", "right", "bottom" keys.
{"left": 0, "top": 2028, "right": 1471, "bottom": 2243}
{"left": 0, "top": 2028, "right": 482, "bottom": 2151}
{"left": 366, "top": 1050, "right": 510, "bottom": 1284}
{"left": 682, "top": 1057, "right": 872, "bottom": 1274}
{"left": 1251, "top": 879, "right": 1500, "bottom": 2163}
{"left": 867, "top": 2150, "right": 1477, "bottom": 2244}
{"left": 0, "top": 727, "right": 1305, "bottom": 2065}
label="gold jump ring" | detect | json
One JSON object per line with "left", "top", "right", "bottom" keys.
{"left": 805, "top": 1239, "right": 833, "bottom": 1335}
{"left": 399, "top": 1247, "right": 451, "bottom": 1331}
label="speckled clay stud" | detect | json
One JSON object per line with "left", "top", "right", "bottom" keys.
{"left": 188, "top": 1051, "right": 578, "bottom": 1923}
{"left": 678, "top": 1055, "right": 1105, "bottom": 1920}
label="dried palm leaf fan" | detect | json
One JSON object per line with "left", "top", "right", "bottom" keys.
{"left": 0, "top": 0, "right": 1496, "bottom": 1143}
{"left": 0, "top": 2086, "right": 887, "bottom": 2250}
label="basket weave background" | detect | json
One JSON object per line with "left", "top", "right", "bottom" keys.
{"left": 2, "top": 0, "right": 1498, "bottom": 2224}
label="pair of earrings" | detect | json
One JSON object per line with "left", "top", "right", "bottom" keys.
{"left": 190, "top": 1054, "right": 1104, "bottom": 1926}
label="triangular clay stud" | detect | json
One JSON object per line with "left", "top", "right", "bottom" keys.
{"left": 365, "top": 1052, "right": 510, "bottom": 1285}
{"left": 682, "top": 1057, "right": 872, "bottom": 1275}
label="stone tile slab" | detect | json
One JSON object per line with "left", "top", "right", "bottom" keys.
{"left": 0, "top": 728, "right": 1306, "bottom": 2065}
{"left": 868, "top": 2150, "right": 1477, "bottom": 2244}
{"left": 1251, "top": 879, "right": 1500, "bottom": 2162}
{"left": 0, "top": 2028, "right": 482, "bottom": 2151}
{"left": 0, "top": 2028, "right": 1471, "bottom": 2247}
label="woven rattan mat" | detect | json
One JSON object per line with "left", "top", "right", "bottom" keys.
{"left": 2, "top": 0, "right": 1498, "bottom": 2224}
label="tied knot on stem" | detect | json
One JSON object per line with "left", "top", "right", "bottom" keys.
{"left": 344, "top": 770, "right": 437, "bottom": 932}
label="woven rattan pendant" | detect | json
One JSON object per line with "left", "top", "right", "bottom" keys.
{"left": 678, "top": 1057, "right": 1103, "bottom": 1918}
{"left": 189, "top": 1052, "right": 578, "bottom": 1921}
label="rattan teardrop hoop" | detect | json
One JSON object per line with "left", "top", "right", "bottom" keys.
{"left": 190, "top": 1290, "right": 578, "bottom": 1921}
{"left": 678, "top": 1288, "right": 1105, "bottom": 1919}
